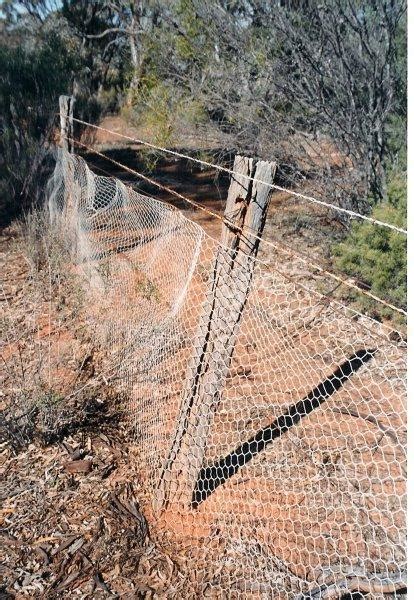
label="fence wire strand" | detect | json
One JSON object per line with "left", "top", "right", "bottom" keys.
{"left": 69, "top": 117, "right": 408, "bottom": 235}
{"left": 68, "top": 136, "right": 407, "bottom": 319}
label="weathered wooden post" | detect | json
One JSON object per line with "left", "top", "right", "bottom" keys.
{"left": 157, "top": 155, "right": 277, "bottom": 510}
{"left": 57, "top": 95, "right": 79, "bottom": 255}
{"left": 59, "top": 95, "right": 75, "bottom": 153}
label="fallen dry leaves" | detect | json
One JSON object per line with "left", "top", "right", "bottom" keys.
{"left": 1, "top": 229, "right": 187, "bottom": 598}
{"left": 1, "top": 422, "right": 190, "bottom": 598}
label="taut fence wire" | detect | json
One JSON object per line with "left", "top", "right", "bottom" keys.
{"left": 67, "top": 135, "right": 407, "bottom": 319}
{"left": 47, "top": 146, "right": 407, "bottom": 598}
{"left": 69, "top": 116, "right": 407, "bottom": 235}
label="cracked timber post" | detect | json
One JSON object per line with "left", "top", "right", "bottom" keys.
{"left": 157, "top": 155, "right": 277, "bottom": 511}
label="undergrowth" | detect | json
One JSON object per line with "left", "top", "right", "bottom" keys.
{"left": 333, "top": 171, "right": 407, "bottom": 326}
{"left": 1, "top": 208, "right": 122, "bottom": 454}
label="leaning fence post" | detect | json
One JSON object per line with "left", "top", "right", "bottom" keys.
{"left": 157, "top": 155, "right": 277, "bottom": 510}
{"left": 59, "top": 95, "right": 75, "bottom": 153}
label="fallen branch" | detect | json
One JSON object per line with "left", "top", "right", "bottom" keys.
{"left": 331, "top": 406, "right": 400, "bottom": 444}
{"left": 300, "top": 570, "right": 407, "bottom": 599}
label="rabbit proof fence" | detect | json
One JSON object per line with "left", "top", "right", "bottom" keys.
{"left": 47, "top": 148, "right": 407, "bottom": 598}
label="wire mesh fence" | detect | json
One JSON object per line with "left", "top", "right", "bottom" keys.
{"left": 47, "top": 148, "right": 407, "bottom": 598}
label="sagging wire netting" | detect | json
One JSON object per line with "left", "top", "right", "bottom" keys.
{"left": 48, "top": 149, "right": 406, "bottom": 598}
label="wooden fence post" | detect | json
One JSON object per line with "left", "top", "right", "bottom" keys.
{"left": 59, "top": 95, "right": 75, "bottom": 153}
{"left": 58, "top": 95, "right": 78, "bottom": 255}
{"left": 157, "top": 155, "right": 277, "bottom": 510}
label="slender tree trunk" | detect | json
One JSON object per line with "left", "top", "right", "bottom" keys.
{"left": 126, "top": 11, "right": 145, "bottom": 107}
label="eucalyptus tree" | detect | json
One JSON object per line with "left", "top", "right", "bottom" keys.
{"left": 157, "top": 0, "right": 406, "bottom": 211}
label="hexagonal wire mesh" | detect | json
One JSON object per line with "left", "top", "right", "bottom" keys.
{"left": 48, "top": 149, "right": 406, "bottom": 598}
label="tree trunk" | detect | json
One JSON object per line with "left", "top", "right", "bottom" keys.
{"left": 126, "top": 13, "right": 144, "bottom": 107}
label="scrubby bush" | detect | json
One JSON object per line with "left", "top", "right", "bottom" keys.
{"left": 0, "top": 23, "right": 105, "bottom": 227}
{"left": 124, "top": 74, "right": 208, "bottom": 149}
{"left": 333, "top": 171, "right": 407, "bottom": 320}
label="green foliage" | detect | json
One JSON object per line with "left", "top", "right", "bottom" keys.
{"left": 122, "top": 78, "right": 175, "bottom": 172}
{"left": 385, "top": 113, "right": 407, "bottom": 170}
{"left": 0, "top": 33, "right": 77, "bottom": 224}
{"left": 174, "top": 0, "right": 212, "bottom": 63}
{"left": 333, "top": 171, "right": 407, "bottom": 320}
{"left": 124, "top": 75, "right": 208, "bottom": 156}
{"left": 141, "top": 82, "right": 175, "bottom": 147}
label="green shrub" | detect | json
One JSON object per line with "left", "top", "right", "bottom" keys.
{"left": 123, "top": 77, "right": 209, "bottom": 172}
{"left": 333, "top": 171, "right": 407, "bottom": 321}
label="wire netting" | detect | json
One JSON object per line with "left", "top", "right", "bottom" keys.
{"left": 48, "top": 149, "right": 407, "bottom": 598}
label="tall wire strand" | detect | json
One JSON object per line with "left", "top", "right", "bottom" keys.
{"left": 70, "top": 117, "right": 407, "bottom": 235}
{"left": 66, "top": 136, "right": 407, "bottom": 319}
